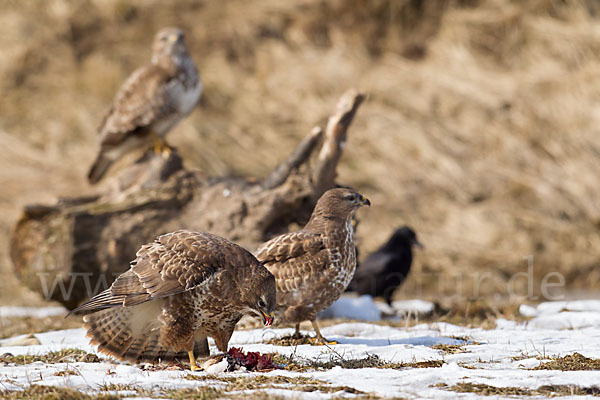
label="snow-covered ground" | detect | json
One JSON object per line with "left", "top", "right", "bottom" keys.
{"left": 1, "top": 300, "right": 600, "bottom": 399}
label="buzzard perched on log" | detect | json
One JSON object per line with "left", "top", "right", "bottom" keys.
{"left": 88, "top": 27, "right": 202, "bottom": 184}
{"left": 70, "top": 231, "right": 275, "bottom": 371}
{"left": 255, "top": 188, "right": 370, "bottom": 343}
{"left": 348, "top": 226, "right": 422, "bottom": 305}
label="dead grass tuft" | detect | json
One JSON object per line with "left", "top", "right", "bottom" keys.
{"left": 442, "top": 382, "right": 600, "bottom": 397}
{"left": 54, "top": 369, "right": 79, "bottom": 376}
{"left": 226, "top": 375, "right": 363, "bottom": 394}
{"left": 457, "top": 362, "right": 478, "bottom": 369}
{"left": 160, "top": 374, "right": 363, "bottom": 396}
{"left": 431, "top": 301, "right": 522, "bottom": 330}
{"left": 0, "top": 348, "right": 100, "bottom": 364}
{"left": 0, "top": 385, "right": 119, "bottom": 400}
{"left": 158, "top": 387, "right": 223, "bottom": 400}
{"left": 99, "top": 383, "right": 224, "bottom": 400}
{"left": 533, "top": 352, "right": 600, "bottom": 371}
{"left": 275, "top": 353, "right": 443, "bottom": 371}
{"left": 537, "top": 385, "right": 600, "bottom": 396}
{"left": 431, "top": 344, "right": 466, "bottom": 354}
{"left": 446, "top": 382, "right": 530, "bottom": 396}
{"left": 183, "top": 374, "right": 236, "bottom": 383}
{"left": 267, "top": 334, "right": 321, "bottom": 346}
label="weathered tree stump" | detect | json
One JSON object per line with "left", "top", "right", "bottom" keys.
{"left": 10, "top": 90, "right": 365, "bottom": 309}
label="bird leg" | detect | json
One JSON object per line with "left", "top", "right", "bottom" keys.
{"left": 151, "top": 132, "right": 172, "bottom": 156}
{"left": 182, "top": 335, "right": 200, "bottom": 372}
{"left": 187, "top": 350, "right": 200, "bottom": 371}
{"left": 310, "top": 320, "right": 338, "bottom": 345}
{"left": 291, "top": 323, "right": 302, "bottom": 339}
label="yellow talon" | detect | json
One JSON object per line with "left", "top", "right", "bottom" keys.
{"left": 310, "top": 321, "right": 336, "bottom": 345}
{"left": 152, "top": 133, "right": 172, "bottom": 156}
{"left": 188, "top": 350, "right": 199, "bottom": 371}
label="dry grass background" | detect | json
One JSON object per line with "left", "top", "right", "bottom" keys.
{"left": 0, "top": 0, "right": 599, "bottom": 307}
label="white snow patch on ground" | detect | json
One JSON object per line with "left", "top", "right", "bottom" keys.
{"left": 319, "top": 295, "right": 382, "bottom": 321}
{"left": 526, "top": 300, "right": 600, "bottom": 316}
{"left": 521, "top": 300, "right": 600, "bottom": 330}
{"left": 323, "top": 295, "right": 436, "bottom": 320}
{"left": 1, "top": 301, "right": 600, "bottom": 399}
{"left": 0, "top": 306, "right": 66, "bottom": 319}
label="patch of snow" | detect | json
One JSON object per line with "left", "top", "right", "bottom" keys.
{"left": 520, "top": 301, "right": 600, "bottom": 330}
{"left": 518, "top": 304, "right": 538, "bottom": 318}
{"left": 537, "top": 300, "right": 600, "bottom": 314}
{"left": 319, "top": 295, "right": 381, "bottom": 321}
{"left": 0, "top": 328, "right": 97, "bottom": 354}
{"left": 527, "top": 311, "right": 600, "bottom": 330}
{"left": 494, "top": 318, "right": 522, "bottom": 329}
{"left": 321, "top": 296, "right": 436, "bottom": 322}
{"left": 520, "top": 300, "right": 600, "bottom": 318}
{"left": 392, "top": 299, "right": 435, "bottom": 315}
{"left": 0, "top": 306, "right": 66, "bottom": 318}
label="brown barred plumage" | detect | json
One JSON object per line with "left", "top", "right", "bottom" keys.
{"left": 255, "top": 188, "right": 370, "bottom": 343}
{"left": 88, "top": 27, "right": 202, "bottom": 184}
{"left": 71, "top": 231, "right": 276, "bottom": 370}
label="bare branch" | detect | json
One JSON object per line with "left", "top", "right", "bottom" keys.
{"left": 312, "top": 89, "right": 365, "bottom": 197}
{"left": 262, "top": 127, "right": 323, "bottom": 190}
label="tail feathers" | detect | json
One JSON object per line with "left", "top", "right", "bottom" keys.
{"left": 69, "top": 289, "right": 125, "bottom": 316}
{"left": 83, "top": 305, "right": 209, "bottom": 363}
{"left": 88, "top": 152, "right": 114, "bottom": 184}
{"left": 84, "top": 308, "right": 135, "bottom": 360}
{"left": 69, "top": 271, "right": 149, "bottom": 316}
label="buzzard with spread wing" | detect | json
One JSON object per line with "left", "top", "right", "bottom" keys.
{"left": 71, "top": 231, "right": 275, "bottom": 371}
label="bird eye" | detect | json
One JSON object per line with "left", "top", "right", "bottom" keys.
{"left": 258, "top": 299, "right": 266, "bottom": 308}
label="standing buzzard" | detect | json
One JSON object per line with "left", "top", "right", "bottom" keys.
{"left": 347, "top": 226, "right": 423, "bottom": 305}
{"left": 255, "top": 188, "right": 370, "bottom": 343}
{"left": 88, "top": 27, "right": 202, "bottom": 184}
{"left": 71, "top": 231, "right": 275, "bottom": 371}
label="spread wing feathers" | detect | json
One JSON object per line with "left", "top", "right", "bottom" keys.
{"left": 98, "top": 65, "right": 176, "bottom": 146}
{"left": 256, "top": 231, "right": 329, "bottom": 296}
{"left": 83, "top": 301, "right": 209, "bottom": 363}
{"left": 72, "top": 231, "right": 241, "bottom": 315}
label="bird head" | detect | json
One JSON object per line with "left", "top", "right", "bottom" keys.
{"left": 390, "top": 226, "right": 423, "bottom": 249}
{"left": 152, "top": 27, "right": 189, "bottom": 63}
{"left": 310, "top": 188, "right": 370, "bottom": 223}
{"left": 243, "top": 267, "right": 276, "bottom": 327}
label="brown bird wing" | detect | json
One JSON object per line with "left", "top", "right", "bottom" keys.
{"left": 71, "top": 231, "right": 239, "bottom": 314}
{"left": 255, "top": 231, "right": 328, "bottom": 299}
{"left": 98, "top": 64, "right": 177, "bottom": 147}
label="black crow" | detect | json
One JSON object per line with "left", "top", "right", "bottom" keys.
{"left": 348, "top": 226, "right": 423, "bottom": 305}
